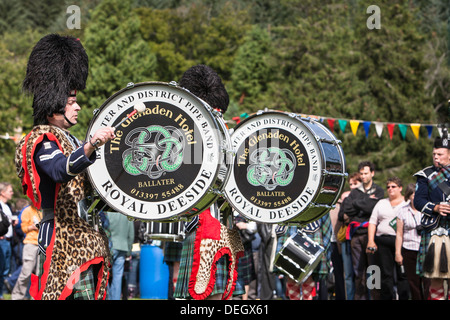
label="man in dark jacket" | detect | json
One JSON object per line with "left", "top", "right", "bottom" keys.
{"left": 340, "top": 161, "right": 384, "bottom": 300}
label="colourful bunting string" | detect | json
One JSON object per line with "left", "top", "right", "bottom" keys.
{"left": 1, "top": 113, "right": 443, "bottom": 143}
{"left": 289, "top": 113, "right": 443, "bottom": 141}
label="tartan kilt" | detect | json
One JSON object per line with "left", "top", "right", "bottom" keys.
{"left": 236, "top": 242, "right": 256, "bottom": 288}
{"left": 163, "top": 241, "right": 183, "bottom": 263}
{"left": 174, "top": 230, "right": 245, "bottom": 299}
{"left": 417, "top": 218, "right": 450, "bottom": 277}
{"left": 416, "top": 231, "right": 430, "bottom": 277}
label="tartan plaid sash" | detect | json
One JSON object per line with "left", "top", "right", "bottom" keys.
{"left": 428, "top": 165, "right": 450, "bottom": 193}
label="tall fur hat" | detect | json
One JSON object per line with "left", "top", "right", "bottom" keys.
{"left": 179, "top": 64, "right": 229, "bottom": 114}
{"left": 23, "top": 34, "right": 89, "bottom": 125}
{"left": 434, "top": 127, "right": 449, "bottom": 149}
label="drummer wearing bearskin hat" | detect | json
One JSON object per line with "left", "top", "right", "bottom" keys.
{"left": 414, "top": 127, "right": 450, "bottom": 300}
{"left": 14, "top": 34, "right": 115, "bottom": 300}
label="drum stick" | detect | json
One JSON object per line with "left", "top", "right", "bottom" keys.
{"left": 113, "top": 102, "right": 146, "bottom": 129}
{"left": 92, "top": 102, "right": 146, "bottom": 146}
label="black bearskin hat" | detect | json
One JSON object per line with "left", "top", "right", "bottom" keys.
{"left": 179, "top": 64, "right": 229, "bottom": 114}
{"left": 434, "top": 127, "right": 449, "bottom": 149}
{"left": 23, "top": 34, "right": 89, "bottom": 125}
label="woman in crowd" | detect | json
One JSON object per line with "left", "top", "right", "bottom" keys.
{"left": 395, "top": 183, "right": 430, "bottom": 299}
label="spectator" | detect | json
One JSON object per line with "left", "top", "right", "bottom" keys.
{"left": 395, "top": 183, "right": 430, "bottom": 300}
{"left": 367, "top": 177, "right": 409, "bottom": 300}
{"left": 0, "top": 182, "right": 14, "bottom": 300}
{"left": 107, "top": 212, "right": 134, "bottom": 300}
{"left": 340, "top": 161, "right": 384, "bottom": 299}
{"left": 11, "top": 205, "right": 40, "bottom": 300}
{"left": 333, "top": 171, "right": 362, "bottom": 299}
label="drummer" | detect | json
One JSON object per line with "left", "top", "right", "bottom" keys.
{"left": 15, "top": 34, "right": 115, "bottom": 300}
{"left": 173, "top": 64, "right": 245, "bottom": 300}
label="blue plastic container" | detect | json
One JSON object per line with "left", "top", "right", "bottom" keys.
{"left": 139, "top": 244, "right": 169, "bottom": 299}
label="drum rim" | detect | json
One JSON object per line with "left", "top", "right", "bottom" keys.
{"left": 85, "top": 81, "right": 230, "bottom": 221}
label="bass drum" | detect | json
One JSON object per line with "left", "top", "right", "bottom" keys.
{"left": 85, "top": 82, "right": 232, "bottom": 222}
{"left": 224, "top": 110, "right": 346, "bottom": 225}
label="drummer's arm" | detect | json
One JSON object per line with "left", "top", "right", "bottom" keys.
{"left": 35, "top": 137, "right": 95, "bottom": 183}
{"left": 84, "top": 127, "right": 116, "bottom": 158}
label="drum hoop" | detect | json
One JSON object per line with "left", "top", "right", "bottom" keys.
{"left": 85, "top": 81, "right": 231, "bottom": 221}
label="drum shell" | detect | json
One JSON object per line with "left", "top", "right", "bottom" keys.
{"left": 290, "top": 116, "right": 346, "bottom": 225}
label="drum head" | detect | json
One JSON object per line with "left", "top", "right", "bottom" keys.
{"left": 86, "top": 82, "right": 226, "bottom": 221}
{"left": 224, "top": 111, "right": 327, "bottom": 224}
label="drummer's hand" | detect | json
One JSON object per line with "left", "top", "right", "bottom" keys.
{"left": 436, "top": 203, "right": 450, "bottom": 217}
{"left": 85, "top": 127, "right": 116, "bottom": 155}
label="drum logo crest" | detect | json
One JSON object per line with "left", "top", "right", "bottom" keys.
{"left": 122, "top": 125, "right": 185, "bottom": 179}
{"left": 247, "top": 147, "right": 296, "bottom": 190}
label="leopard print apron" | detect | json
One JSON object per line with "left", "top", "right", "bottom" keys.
{"left": 15, "top": 125, "right": 110, "bottom": 300}
{"left": 188, "top": 211, "right": 244, "bottom": 300}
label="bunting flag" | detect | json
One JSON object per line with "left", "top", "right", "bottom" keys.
{"left": 363, "top": 121, "right": 371, "bottom": 138}
{"left": 338, "top": 119, "right": 348, "bottom": 133}
{"left": 374, "top": 122, "right": 384, "bottom": 137}
{"left": 387, "top": 123, "right": 395, "bottom": 140}
{"left": 350, "top": 120, "right": 360, "bottom": 136}
{"left": 327, "top": 119, "right": 335, "bottom": 132}
{"left": 398, "top": 124, "right": 407, "bottom": 140}
{"left": 426, "top": 125, "right": 434, "bottom": 138}
{"left": 410, "top": 123, "right": 421, "bottom": 139}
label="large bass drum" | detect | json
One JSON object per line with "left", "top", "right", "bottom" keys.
{"left": 85, "top": 82, "right": 232, "bottom": 222}
{"left": 224, "top": 110, "right": 346, "bottom": 225}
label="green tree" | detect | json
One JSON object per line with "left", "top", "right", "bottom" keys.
{"left": 229, "top": 25, "right": 274, "bottom": 112}
{"left": 0, "top": 30, "right": 42, "bottom": 198}
{"left": 136, "top": 3, "right": 250, "bottom": 83}
{"left": 75, "top": 0, "right": 157, "bottom": 139}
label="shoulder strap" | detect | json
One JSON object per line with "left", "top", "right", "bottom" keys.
{"left": 413, "top": 166, "right": 435, "bottom": 179}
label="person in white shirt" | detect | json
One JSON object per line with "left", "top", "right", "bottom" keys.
{"left": 395, "top": 183, "right": 430, "bottom": 299}
{"left": 0, "top": 182, "right": 14, "bottom": 299}
{"left": 367, "top": 177, "right": 409, "bottom": 300}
